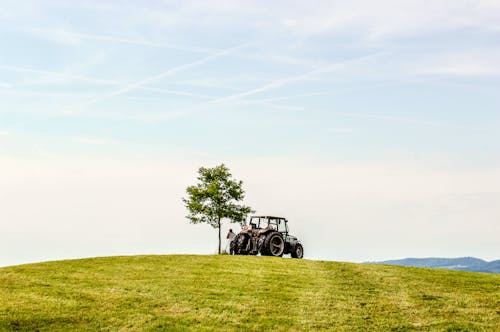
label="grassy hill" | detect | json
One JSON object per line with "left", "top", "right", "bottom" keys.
{"left": 0, "top": 255, "right": 498, "bottom": 331}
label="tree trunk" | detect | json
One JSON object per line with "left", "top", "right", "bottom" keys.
{"left": 217, "top": 218, "right": 221, "bottom": 254}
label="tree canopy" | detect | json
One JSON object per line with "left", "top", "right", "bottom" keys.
{"left": 183, "top": 164, "right": 253, "bottom": 254}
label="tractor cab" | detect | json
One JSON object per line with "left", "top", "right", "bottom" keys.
{"left": 249, "top": 216, "right": 288, "bottom": 235}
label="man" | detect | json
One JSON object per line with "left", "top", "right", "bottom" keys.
{"left": 226, "top": 229, "right": 237, "bottom": 254}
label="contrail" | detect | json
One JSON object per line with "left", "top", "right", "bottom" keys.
{"left": 78, "top": 43, "right": 251, "bottom": 108}
{"left": 210, "top": 52, "right": 386, "bottom": 105}
{"left": 28, "top": 27, "right": 218, "bottom": 54}
{"left": 139, "top": 87, "right": 216, "bottom": 100}
{"left": 243, "top": 80, "right": 413, "bottom": 104}
{"left": 0, "top": 64, "right": 225, "bottom": 100}
{"left": 26, "top": 27, "right": 316, "bottom": 68}
{"left": 259, "top": 103, "right": 467, "bottom": 129}
{"left": 107, "top": 52, "right": 387, "bottom": 121}
{"left": 0, "top": 65, "right": 116, "bottom": 85}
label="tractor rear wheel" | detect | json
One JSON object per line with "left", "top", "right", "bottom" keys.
{"left": 235, "top": 233, "right": 250, "bottom": 255}
{"left": 261, "top": 232, "right": 284, "bottom": 257}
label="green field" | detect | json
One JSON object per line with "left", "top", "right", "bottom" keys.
{"left": 0, "top": 255, "right": 498, "bottom": 331}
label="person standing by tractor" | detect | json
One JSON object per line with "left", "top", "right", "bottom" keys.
{"left": 226, "top": 229, "right": 237, "bottom": 254}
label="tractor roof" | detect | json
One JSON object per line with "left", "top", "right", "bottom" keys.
{"left": 251, "top": 216, "right": 287, "bottom": 220}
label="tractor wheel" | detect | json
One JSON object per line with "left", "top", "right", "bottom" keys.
{"left": 235, "top": 233, "right": 250, "bottom": 255}
{"left": 262, "top": 232, "right": 284, "bottom": 257}
{"left": 291, "top": 243, "right": 304, "bottom": 259}
{"left": 229, "top": 240, "right": 236, "bottom": 255}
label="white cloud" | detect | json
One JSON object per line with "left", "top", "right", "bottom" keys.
{"left": 4, "top": 1, "right": 500, "bottom": 44}
{"left": 147, "top": 0, "right": 500, "bottom": 39}
{"left": 285, "top": 0, "right": 500, "bottom": 39}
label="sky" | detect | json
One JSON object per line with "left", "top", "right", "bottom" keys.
{"left": 1, "top": 0, "right": 499, "bottom": 267}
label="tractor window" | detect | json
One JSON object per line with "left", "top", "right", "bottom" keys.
{"left": 268, "top": 221, "right": 277, "bottom": 230}
{"left": 267, "top": 219, "right": 279, "bottom": 230}
{"left": 250, "top": 217, "right": 260, "bottom": 228}
{"left": 260, "top": 218, "right": 278, "bottom": 230}
{"left": 277, "top": 220, "right": 288, "bottom": 233}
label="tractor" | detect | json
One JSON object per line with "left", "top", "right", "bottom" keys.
{"left": 232, "top": 216, "right": 303, "bottom": 258}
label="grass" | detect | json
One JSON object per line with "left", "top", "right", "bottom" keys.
{"left": 0, "top": 255, "right": 499, "bottom": 331}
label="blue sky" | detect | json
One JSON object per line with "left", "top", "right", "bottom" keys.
{"left": 1, "top": 1, "right": 499, "bottom": 266}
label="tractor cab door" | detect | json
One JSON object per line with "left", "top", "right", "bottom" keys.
{"left": 277, "top": 219, "right": 288, "bottom": 235}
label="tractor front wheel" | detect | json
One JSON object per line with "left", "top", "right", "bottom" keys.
{"left": 291, "top": 243, "right": 304, "bottom": 259}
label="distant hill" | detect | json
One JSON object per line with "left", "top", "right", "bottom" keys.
{"left": 370, "top": 257, "right": 500, "bottom": 273}
{"left": 0, "top": 255, "right": 499, "bottom": 331}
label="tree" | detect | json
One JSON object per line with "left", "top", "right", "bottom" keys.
{"left": 183, "top": 164, "right": 254, "bottom": 254}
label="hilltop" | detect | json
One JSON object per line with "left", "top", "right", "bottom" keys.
{"left": 0, "top": 255, "right": 499, "bottom": 331}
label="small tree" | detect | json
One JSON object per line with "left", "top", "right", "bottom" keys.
{"left": 183, "top": 164, "right": 253, "bottom": 254}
